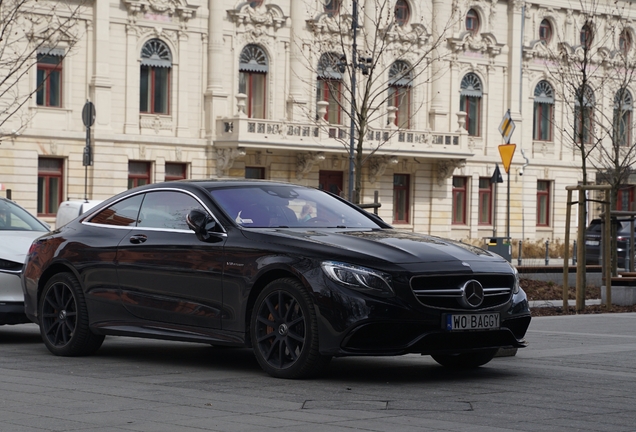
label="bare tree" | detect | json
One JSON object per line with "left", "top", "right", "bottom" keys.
{"left": 294, "top": 0, "right": 455, "bottom": 203}
{"left": 0, "top": 0, "right": 86, "bottom": 139}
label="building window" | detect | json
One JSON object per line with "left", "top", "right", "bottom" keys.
{"left": 37, "top": 158, "right": 63, "bottom": 216}
{"left": 128, "top": 161, "right": 151, "bottom": 189}
{"left": 394, "top": 0, "right": 410, "bottom": 26}
{"left": 580, "top": 22, "right": 594, "bottom": 49}
{"left": 165, "top": 163, "right": 187, "bottom": 181}
{"left": 317, "top": 53, "right": 343, "bottom": 125}
{"left": 460, "top": 73, "right": 482, "bottom": 137}
{"left": 614, "top": 88, "right": 632, "bottom": 147}
{"left": 324, "top": 0, "right": 340, "bottom": 17}
{"left": 452, "top": 176, "right": 468, "bottom": 225}
{"left": 388, "top": 61, "right": 413, "bottom": 129}
{"left": 249, "top": 0, "right": 263, "bottom": 7}
{"left": 537, "top": 180, "right": 551, "bottom": 227}
{"left": 393, "top": 174, "right": 410, "bottom": 224}
{"left": 466, "top": 9, "right": 480, "bottom": 35}
{"left": 36, "top": 53, "right": 63, "bottom": 107}
{"left": 239, "top": 45, "right": 268, "bottom": 119}
{"left": 539, "top": 19, "right": 552, "bottom": 43}
{"left": 245, "top": 167, "right": 265, "bottom": 179}
{"left": 140, "top": 39, "right": 172, "bottom": 115}
{"left": 533, "top": 80, "right": 554, "bottom": 141}
{"left": 620, "top": 30, "right": 632, "bottom": 55}
{"left": 574, "top": 85, "right": 594, "bottom": 144}
{"left": 617, "top": 186, "right": 635, "bottom": 211}
{"left": 478, "top": 177, "right": 492, "bottom": 225}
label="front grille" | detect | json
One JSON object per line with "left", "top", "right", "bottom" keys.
{"left": 410, "top": 274, "right": 514, "bottom": 310}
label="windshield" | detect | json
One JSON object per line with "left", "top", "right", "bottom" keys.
{"left": 208, "top": 185, "right": 383, "bottom": 229}
{"left": 0, "top": 199, "right": 49, "bottom": 232}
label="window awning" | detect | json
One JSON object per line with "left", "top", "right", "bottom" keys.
{"left": 37, "top": 47, "right": 65, "bottom": 57}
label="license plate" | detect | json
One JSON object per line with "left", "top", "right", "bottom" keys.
{"left": 586, "top": 240, "right": 599, "bottom": 246}
{"left": 445, "top": 313, "right": 500, "bottom": 331}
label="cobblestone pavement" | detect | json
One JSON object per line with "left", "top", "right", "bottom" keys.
{"left": 1, "top": 316, "right": 636, "bottom": 432}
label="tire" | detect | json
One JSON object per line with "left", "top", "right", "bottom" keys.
{"left": 431, "top": 348, "right": 498, "bottom": 369}
{"left": 39, "top": 273, "right": 104, "bottom": 356}
{"left": 251, "top": 278, "right": 331, "bottom": 379}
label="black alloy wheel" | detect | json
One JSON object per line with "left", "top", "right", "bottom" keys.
{"left": 39, "top": 273, "right": 104, "bottom": 356}
{"left": 251, "top": 278, "right": 330, "bottom": 379}
{"left": 431, "top": 348, "right": 498, "bottom": 369}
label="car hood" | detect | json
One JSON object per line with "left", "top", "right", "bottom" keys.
{"left": 0, "top": 231, "right": 45, "bottom": 263}
{"left": 243, "top": 228, "right": 504, "bottom": 267}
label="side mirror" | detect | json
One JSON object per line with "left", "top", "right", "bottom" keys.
{"left": 186, "top": 209, "right": 217, "bottom": 242}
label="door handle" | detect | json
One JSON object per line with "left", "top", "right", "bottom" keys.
{"left": 129, "top": 234, "right": 147, "bottom": 244}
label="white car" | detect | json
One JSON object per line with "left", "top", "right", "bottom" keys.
{"left": 0, "top": 197, "right": 49, "bottom": 325}
{"left": 55, "top": 199, "right": 103, "bottom": 228}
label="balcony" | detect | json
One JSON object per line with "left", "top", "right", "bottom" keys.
{"left": 215, "top": 116, "right": 473, "bottom": 160}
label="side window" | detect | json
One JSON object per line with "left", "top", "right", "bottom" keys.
{"left": 138, "top": 191, "right": 205, "bottom": 230}
{"left": 90, "top": 195, "right": 143, "bottom": 227}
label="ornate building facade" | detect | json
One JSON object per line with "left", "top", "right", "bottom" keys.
{"left": 1, "top": 0, "right": 633, "bottom": 242}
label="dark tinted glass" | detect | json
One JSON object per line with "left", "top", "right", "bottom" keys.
{"left": 90, "top": 194, "right": 143, "bottom": 227}
{"left": 138, "top": 191, "right": 204, "bottom": 230}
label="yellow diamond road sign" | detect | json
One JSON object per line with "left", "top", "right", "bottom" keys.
{"left": 498, "top": 144, "right": 516, "bottom": 174}
{"left": 498, "top": 110, "right": 515, "bottom": 144}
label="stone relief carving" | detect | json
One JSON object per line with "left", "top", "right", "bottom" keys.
{"left": 140, "top": 115, "right": 173, "bottom": 133}
{"left": 436, "top": 159, "right": 466, "bottom": 187}
{"left": 228, "top": 3, "right": 287, "bottom": 41}
{"left": 296, "top": 152, "right": 325, "bottom": 180}
{"left": 123, "top": 0, "right": 198, "bottom": 26}
{"left": 216, "top": 147, "right": 246, "bottom": 177}
{"left": 368, "top": 156, "right": 398, "bottom": 184}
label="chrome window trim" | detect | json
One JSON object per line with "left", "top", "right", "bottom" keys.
{"left": 81, "top": 187, "right": 227, "bottom": 235}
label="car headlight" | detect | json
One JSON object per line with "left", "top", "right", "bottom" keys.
{"left": 510, "top": 264, "right": 520, "bottom": 294}
{"left": 321, "top": 261, "right": 394, "bottom": 297}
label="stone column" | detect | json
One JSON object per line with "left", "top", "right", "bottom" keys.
{"left": 176, "top": 30, "right": 190, "bottom": 137}
{"left": 91, "top": 0, "right": 112, "bottom": 131}
{"left": 124, "top": 22, "right": 139, "bottom": 134}
{"left": 204, "top": 0, "right": 228, "bottom": 139}
{"left": 428, "top": 0, "right": 449, "bottom": 132}
{"left": 288, "top": 0, "right": 308, "bottom": 121}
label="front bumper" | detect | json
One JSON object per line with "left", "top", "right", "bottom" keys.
{"left": 313, "top": 277, "right": 531, "bottom": 357}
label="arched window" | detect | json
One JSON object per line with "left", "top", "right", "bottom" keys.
{"left": 620, "top": 30, "right": 632, "bottom": 55}
{"left": 466, "top": 9, "right": 480, "bottom": 35}
{"left": 249, "top": 0, "right": 263, "bottom": 8}
{"left": 460, "top": 73, "right": 482, "bottom": 137}
{"left": 533, "top": 81, "right": 554, "bottom": 141}
{"left": 317, "top": 53, "right": 343, "bottom": 125}
{"left": 539, "top": 19, "right": 552, "bottom": 43}
{"left": 574, "top": 85, "right": 595, "bottom": 144}
{"left": 388, "top": 60, "right": 413, "bottom": 129}
{"left": 580, "top": 22, "right": 594, "bottom": 49}
{"left": 140, "top": 39, "right": 172, "bottom": 114}
{"left": 614, "top": 88, "right": 633, "bottom": 146}
{"left": 394, "top": 0, "right": 410, "bottom": 26}
{"left": 324, "top": 0, "right": 340, "bottom": 17}
{"left": 239, "top": 45, "right": 268, "bottom": 119}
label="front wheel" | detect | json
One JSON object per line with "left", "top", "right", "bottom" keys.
{"left": 431, "top": 349, "right": 498, "bottom": 369}
{"left": 251, "top": 278, "right": 331, "bottom": 379}
{"left": 39, "top": 273, "right": 104, "bottom": 356}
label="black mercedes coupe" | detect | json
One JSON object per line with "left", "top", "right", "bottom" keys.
{"left": 22, "top": 180, "right": 531, "bottom": 378}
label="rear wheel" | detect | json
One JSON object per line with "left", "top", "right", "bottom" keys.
{"left": 431, "top": 349, "right": 498, "bottom": 369}
{"left": 39, "top": 273, "right": 104, "bottom": 356}
{"left": 251, "top": 278, "right": 331, "bottom": 379}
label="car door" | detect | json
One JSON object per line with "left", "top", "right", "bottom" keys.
{"left": 116, "top": 190, "right": 226, "bottom": 329}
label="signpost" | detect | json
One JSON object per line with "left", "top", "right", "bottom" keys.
{"left": 498, "top": 110, "right": 516, "bottom": 239}
{"left": 82, "top": 100, "right": 96, "bottom": 200}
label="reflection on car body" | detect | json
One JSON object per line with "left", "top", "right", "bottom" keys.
{"left": 22, "top": 180, "right": 531, "bottom": 378}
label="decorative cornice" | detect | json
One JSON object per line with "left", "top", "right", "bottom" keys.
{"left": 368, "top": 156, "right": 398, "bottom": 184}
